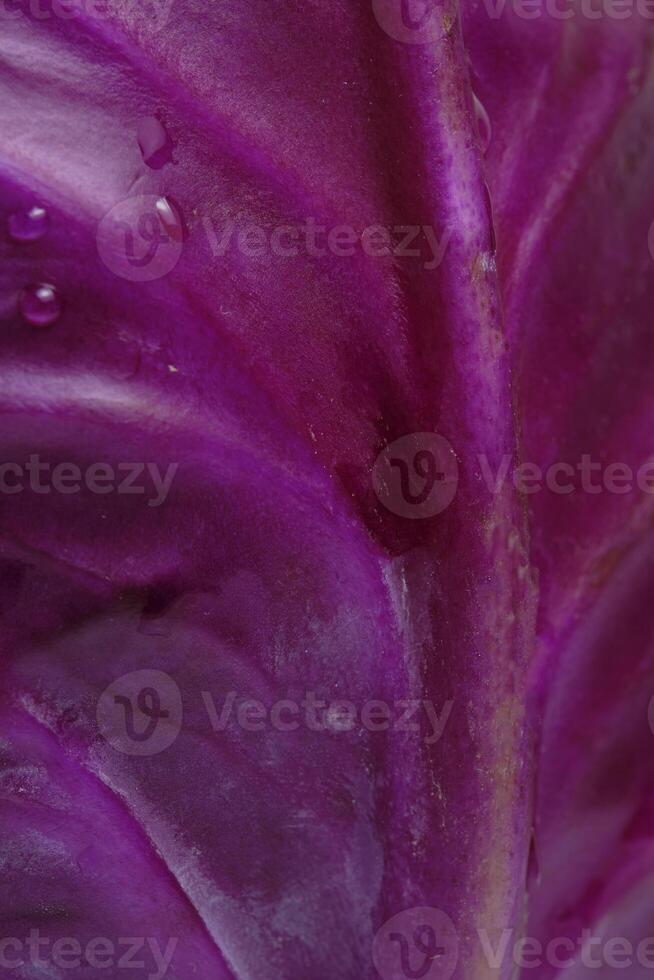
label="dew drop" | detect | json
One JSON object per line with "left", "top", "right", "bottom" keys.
{"left": 483, "top": 180, "right": 497, "bottom": 254}
{"left": 137, "top": 116, "right": 173, "bottom": 170}
{"left": 19, "top": 283, "right": 61, "bottom": 327}
{"left": 9, "top": 205, "right": 48, "bottom": 242}
{"left": 472, "top": 93, "right": 492, "bottom": 155}
{"left": 155, "top": 196, "right": 184, "bottom": 242}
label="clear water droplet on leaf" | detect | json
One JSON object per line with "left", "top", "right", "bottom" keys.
{"left": 483, "top": 180, "right": 497, "bottom": 254}
{"left": 9, "top": 206, "right": 48, "bottom": 242}
{"left": 19, "top": 283, "right": 61, "bottom": 327}
{"left": 155, "top": 196, "right": 184, "bottom": 243}
{"left": 472, "top": 93, "right": 491, "bottom": 155}
{"left": 137, "top": 117, "right": 173, "bottom": 170}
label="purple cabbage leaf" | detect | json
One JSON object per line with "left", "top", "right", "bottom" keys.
{"left": 0, "top": 2, "right": 652, "bottom": 979}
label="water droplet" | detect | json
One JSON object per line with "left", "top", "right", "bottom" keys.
{"left": 9, "top": 205, "right": 48, "bottom": 242}
{"left": 483, "top": 180, "right": 497, "bottom": 254}
{"left": 19, "top": 283, "right": 61, "bottom": 327}
{"left": 155, "top": 196, "right": 184, "bottom": 243}
{"left": 137, "top": 116, "right": 173, "bottom": 170}
{"left": 472, "top": 93, "right": 491, "bottom": 155}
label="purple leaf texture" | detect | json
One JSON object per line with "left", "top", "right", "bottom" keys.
{"left": 0, "top": 1, "right": 653, "bottom": 978}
